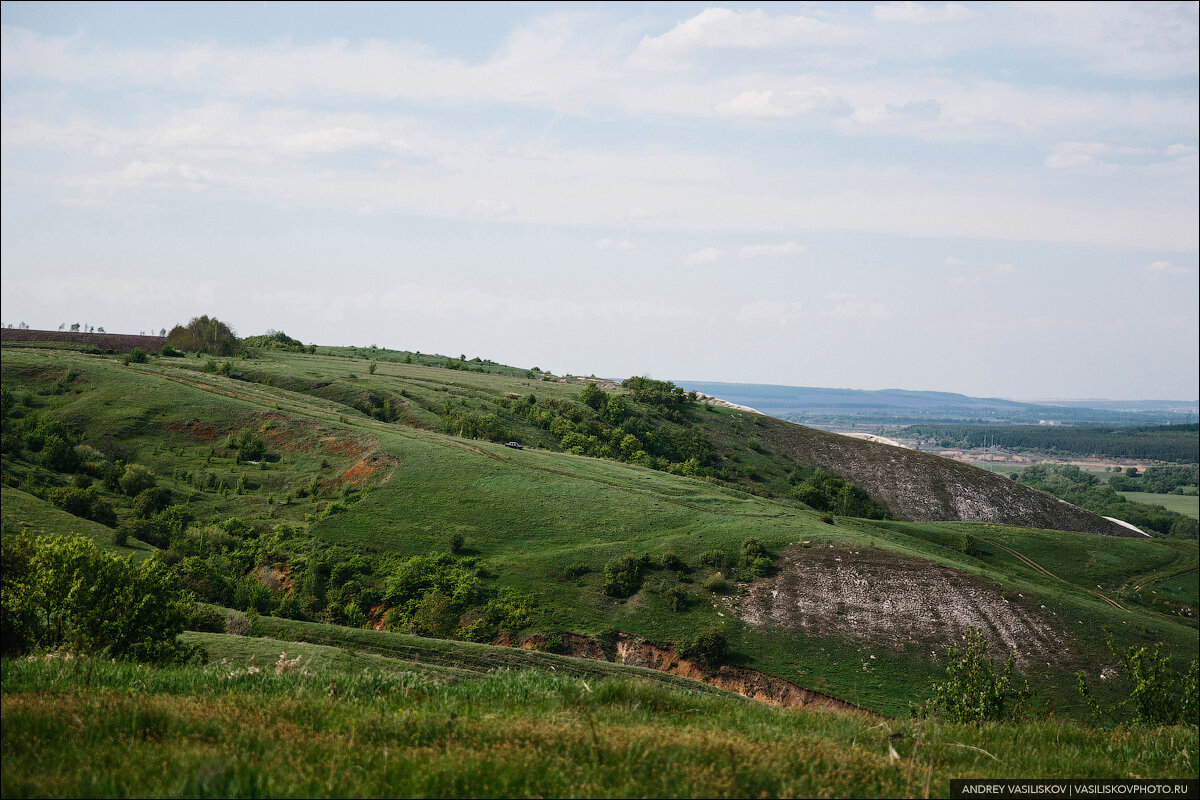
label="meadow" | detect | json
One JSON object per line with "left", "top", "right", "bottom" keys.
{"left": 3, "top": 643, "right": 1196, "bottom": 799}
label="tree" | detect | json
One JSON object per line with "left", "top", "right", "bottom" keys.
{"left": 1, "top": 532, "right": 196, "bottom": 662}
{"left": 166, "top": 315, "right": 242, "bottom": 356}
{"left": 580, "top": 382, "right": 608, "bottom": 411}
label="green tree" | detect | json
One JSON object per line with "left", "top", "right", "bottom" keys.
{"left": 166, "top": 315, "right": 242, "bottom": 356}
{"left": 1, "top": 532, "right": 195, "bottom": 662}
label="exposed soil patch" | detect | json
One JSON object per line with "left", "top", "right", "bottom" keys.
{"left": 164, "top": 420, "right": 223, "bottom": 440}
{"left": 256, "top": 564, "right": 292, "bottom": 594}
{"left": 323, "top": 437, "right": 368, "bottom": 457}
{"left": 734, "top": 545, "right": 1070, "bottom": 668}
{"left": 519, "top": 632, "right": 874, "bottom": 715}
{"left": 333, "top": 453, "right": 400, "bottom": 487}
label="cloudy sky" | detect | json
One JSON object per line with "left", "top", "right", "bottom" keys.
{"left": 2, "top": 1, "right": 1197, "bottom": 400}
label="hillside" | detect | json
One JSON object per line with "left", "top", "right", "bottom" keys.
{"left": 755, "top": 417, "right": 1134, "bottom": 535}
{"left": 1, "top": 341, "right": 1195, "bottom": 719}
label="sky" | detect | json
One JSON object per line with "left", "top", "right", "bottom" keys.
{"left": 1, "top": 1, "right": 1197, "bottom": 400}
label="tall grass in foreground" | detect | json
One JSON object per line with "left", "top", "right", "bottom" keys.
{"left": 2, "top": 655, "right": 1196, "bottom": 798}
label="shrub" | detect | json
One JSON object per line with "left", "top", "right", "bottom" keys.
{"left": 1077, "top": 632, "right": 1199, "bottom": 726}
{"left": 160, "top": 344, "right": 183, "bottom": 357}
{"left": 820, "top": 514, "right": 835, "bottom": 525}
{"left": 118, "top": 463, "right": 156, "bottom": 496}
{"left": 679, "top": 628, "right": 729, "bottom": 667}
{"left": 920, "top": 628, "right": 1027, "bottom": 723}
{"left": 448, "top": 532, "right": 465, "bottom": 555}
{"left": 188, "top": 604, "right": 226, "bottom": 633}
{"left": 0, "top": 532, "right": 196, "bottom": 662}
{"left": 663, "top": 583, "right": 690, "bottom": 612}
{"left": 47, "top": 486, "right": 117, "bottom": 527}
{"left": 560, "top": 564, "right": 591, "bottom": 580}
{"left": 602, "top": 554, "right": 644, "bottom": 598}
{"left": 699, "top": 549, "right": 728, "bottom": 570}
{"left": 659, "top": 551, "right": 686, "bottom": 572}
{"left": 125, "top": 347, "right": 148, "bottom": 364}
{"left": 133, "top": 486, "right": 173, "bottom": 518}
{"left": 960, "top": 533, "right": 982, "bottom": 556}
{"left": 702, "top": 574, "right": 729, "bottom": 594}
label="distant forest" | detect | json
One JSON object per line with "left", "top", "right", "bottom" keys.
{"left": 902, "top": 423, "right": 1199, "bottom": 464}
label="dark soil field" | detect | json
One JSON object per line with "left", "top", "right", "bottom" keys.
{"left": 1, "top": 328, "right": 167, "bottom": 353}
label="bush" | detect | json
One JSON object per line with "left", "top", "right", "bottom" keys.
{"left": 602, "top": 554, "right": 644, "bottom": 598}
{"left": 133, "top": 486, "right": 173, "bottom": 518}
{"left": 663, "top": 583, "right": 690, "bottom": 612}
{"left": 920, "top": 628, "right": 1027, "bottom": 723}
{"left": 0, "top": 532, "right": 196, "bottom": 662}
{"left": 448, "top": 532, "right": 465, "bottom": 555}
{"left": 699, "top": 549, "right": 727, "bottom": 570}
{"left": 702, "top": 574, "right": 729, "bottom": 594}
{"left": 1077, "top": 632, "right": 1198, "bottom": 726}
{"left": 47, "top": 486, "right": 117, "bottom": 527}
{"left": 658, "top": 551, "right": 686, "bottom": 572}
{"left": 118, "top": 463, "right": 156, "bottom": 496}
{"left": 560, "top": 564, "right": 591, "bottom": 580}
{"left": 125, "top": 347, "right": 148, "bottom": 364}
{"left": 188, "top": 604, "right": 226, "bottom": 633}
{"left": 679, "top": 628, "right": 729, "bottom": 667}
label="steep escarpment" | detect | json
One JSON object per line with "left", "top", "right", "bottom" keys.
{"left": 757, "top": 415, "right": 1134, "bottom": 536}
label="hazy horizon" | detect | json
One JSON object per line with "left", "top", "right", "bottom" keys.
{"left": 3, "top": 1, "right": 1197, "bottom": 399}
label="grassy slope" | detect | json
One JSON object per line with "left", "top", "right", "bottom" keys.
{"left": 1, "top": 346, "right": 1196, "bottom": 718}
{"left": 3, "top": 651, "right": 1196, "bottom": 798}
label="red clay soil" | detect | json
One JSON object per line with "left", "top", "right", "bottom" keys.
{"left": 164, "top": 420, "right": 223, "bottom": 440}
{"left": 332, "top": 453, "right": 401, "bottom": 487}
{"left": 1, "top": 328, "right": 168, "bottom": 354}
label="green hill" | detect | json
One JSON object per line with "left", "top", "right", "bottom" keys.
{"left": 1, "top": 342, "right": 1195, "bottom": 719}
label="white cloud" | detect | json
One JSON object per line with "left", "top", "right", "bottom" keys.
{"left": 736, "top": 300, "right": 804, "bottom": 327}
{"left": 629, "top": 8, "right": 861, "bottom": 70}
{"left": 1166, "top": 144, "right": 1198, "bottom": 157}
{"left": 823, "top": 291, "right": 854, "bottom": 301}
{"left": 461, "top": 199, "right": 516, "bottom": 219}
{"left": 738, "top": 242, "right": 806, "bottom": 258}
{"left": 1144, "top": 260, "right": 1193, "bottom": 277}
{"left": 681, "top": 247, "right": 724, "bottom": 266}
{"left": 594, "top": 237, "right": 636, "bottom": 251}
{"left": 944, "top": 256, "right": 968, "bottom": 267}
{"left": 281, "top": 127, "right": 395, "bottom": 154}
{"left": 716, "top": 88, "right": 850, "bottom": 119}
{"left": 822, "top": 302, "right": 889, "bottom": 320}
{"left": 873, "top": 3, "right": 977, "bottom": 23}
{"left": 1014, "top": 2, "right": 1199, "bottom": 80}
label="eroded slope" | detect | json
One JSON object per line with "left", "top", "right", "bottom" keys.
{"left": 758, "top": 415, "right": 1133, "bottom": 535}
{"left": 735, "top": 545, "right": 1071, "bottom": 667}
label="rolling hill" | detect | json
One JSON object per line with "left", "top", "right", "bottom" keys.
{"left": 1, "top": 340, "right": 1195, "bottom": 721}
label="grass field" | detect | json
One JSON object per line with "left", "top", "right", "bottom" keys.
{"left": 3, "top": 650, "right": 1196, "bottom": 799}
{"left": 1119, "top": 492, "right": 1200, "bottom": 520}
